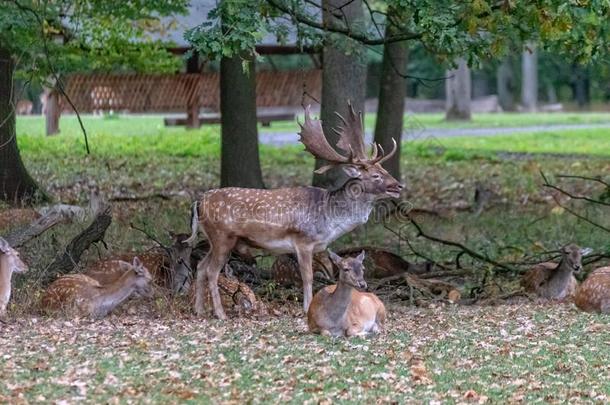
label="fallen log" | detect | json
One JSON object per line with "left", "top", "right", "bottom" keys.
{"left": 2, "top": 204, "right": 87, "bottom": 248}
{"left": 42, "top": 203, "right": 112, "bottom": 285}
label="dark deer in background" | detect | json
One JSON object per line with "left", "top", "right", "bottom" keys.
{"left": 186, "top": 102, "right": 403, "bottom": 319}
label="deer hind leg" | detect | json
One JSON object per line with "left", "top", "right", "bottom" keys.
{"left": 295, "top": 244, "right": 314, "bottom": 313}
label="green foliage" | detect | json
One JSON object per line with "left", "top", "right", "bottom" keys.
{"left": 0, "top": 0, "right": 189, "bottom": 84}
{"left": 187, "top": 0, "right": 609, "bottom": 66}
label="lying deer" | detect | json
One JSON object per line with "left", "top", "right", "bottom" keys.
{"left": 84, "top": 232, "right": 193, "bottom": 294}
{"left": 41, "top": 257, "right": 153, "bottom": 318}
{"left": 0, "top": 238, "right": 28, "bottom": 317}
{"left": 186, "top": 103, "right": 403, "bottom": 319}
{"left": 574, "top": 266, "right": 610, "bottom": 314}
{"left": 307, "top": 250, "right": 385, "bottom": 337}
{"left": 521, "top": 244, "right": 589, "bottom": 300}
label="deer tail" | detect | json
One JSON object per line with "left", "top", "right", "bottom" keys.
{"left": 185, "top": 201, "right": 199, "bottom": 246}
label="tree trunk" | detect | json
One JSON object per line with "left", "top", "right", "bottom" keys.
{"left": 497, "top": 57, "right": 515, "bottom": 111}
{"left": 571, "top": 63, "right": 590, "bottom": 109}
{"left": 45, "top": 88, "right": 60, "bottom": 136}
{"left": 445, "top": 58, "right": 471, "bottom": 121}
{"left": 521, "top": 42, "right": 538, "bottom": 112}
{"left": 373, "top": 21, "right": 407, "bottom": 180}
{"left": 313, "top": 0, "right": 366, "bottom": 187}
{"left": 0, "top": 45, "right": 46, "bottom": 206}
{"left": 220, "top": 54, "right": 264, "bottom": 188}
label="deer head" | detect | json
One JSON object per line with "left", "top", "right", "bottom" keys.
{"left": 329, "top": 250, "right": 367, "bottom": 290}
{"left": 559, "top": 244, "right": 592, "bottom": 274}
{"left": 167, "top": 231, "right": 193, "bottom": 293}
{"left": 0, "top": 237, "right": 27, "bottom": 275}
{"left": 118, "top": 257, "right": 153, "bottom": 297}
{"left": 299, "top": 103, "right": 403, "bottom": 198}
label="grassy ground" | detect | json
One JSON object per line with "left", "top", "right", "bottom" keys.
{"left": 2, "top": 114, "right": 610, "bottom": 403}
{"left": 1, "top": 304, "right": 609, "bottom": 403}
{"left": 16, "top": 111, "right": 610, "bottom": 138}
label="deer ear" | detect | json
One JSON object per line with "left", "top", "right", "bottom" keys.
{"left": 132, "top": 256, "right": 142, "bottom": 268}
{"left": 328, "top": 250, "right": 342, "bottom": 266}
{"left": 118, "top": 260, "right": 132, "bottom": 271}
{"left": 580, "top": 247, "right": 593, "bottom": 256}
{"left": 0, "top": 237, "right": 8, "bottom": 253}
{"left": 356, "top": 250, "right": 366, "bottom": 263}
{"left": 342, "top": 165, "right": 362, "bottom": 179}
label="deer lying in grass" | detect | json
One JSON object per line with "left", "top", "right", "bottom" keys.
{"left": 41, "top": 257, "right": 153, "bottom": 318}
{"left": 0, "top": 238, "right": 28, "bottom": 317}
{"left": 521, "top": 244, "right": 589, "bottom": 300}
{"left": 84, "top": 232, "right": 193, "bottom": 294}
{"left": 307, "top": 250, "right": 385, "bottom": 337}
{"left": 186, "top": 103, "right": 402, "bottom": 319}
{"left": 574, "top": 267, "right": 610, "bottom": 314}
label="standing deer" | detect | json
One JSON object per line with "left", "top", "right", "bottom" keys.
{"left": 0, "top": 238, "right": 28, "bottom": 317}
{"left": 307, "top": 250, "right": 386, "bottom": 337}
{"left": 186, "top": 103, "right": 403, "bottom": 319}
{"left": 574, "top": 267, "right": 610, "bottom": 314}
{"left": 41, "top": 257, "right": 153, "bottom": 318}
{"left": 521, "top": 244, "right": 589, "bottom": 300}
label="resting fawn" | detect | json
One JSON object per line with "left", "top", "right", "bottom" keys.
{"left": 84, "top": 232, "right": 193, "bottom": 294}
{"left": 574, "top": 266, "right": 610, "bottom": 314}
{"left": 41, "top": 257, "right": 153, "bottom": 318}
{"left": 0, "top": 237, "right": 28, "bottom": 317}
{"left": 522, "top": 244, "right": 588, "bottom": 300}
{"left": 307, "top": 250, "right": 386, "bottom": 337}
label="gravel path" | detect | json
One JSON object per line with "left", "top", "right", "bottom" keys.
{"left": 259, "top": 122, "right": 610, "bottom": 146}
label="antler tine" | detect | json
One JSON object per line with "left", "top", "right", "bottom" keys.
{"left": 298, "top": 105, "right": 349, "bottom": 165}
{"left": 376, "top": 138, "right": 398, "bottom": 165}
{"left": 334, "top": 101, "right": 367, "bottom": 160}
{"left": 370, "top": 142, "right": 379, "bottom": 160}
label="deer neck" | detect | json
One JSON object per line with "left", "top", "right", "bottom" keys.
{"left": 325, "top": 180, "right": 376, "bottom": 225}
{"left": 93, "top": 271, "right": 138, "bottom": 315}
{"left": 547, "top": 258, "right": 573, "bottom": 290}
{"left": 325, "top": 279, "right": 354, "bottom": 322}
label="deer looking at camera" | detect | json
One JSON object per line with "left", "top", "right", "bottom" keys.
{"left": 0, "top": 238, "right": 28, "bottom": 317}
{"left": 41, "top": 257, "right": 153, "bottom": 318}
{"left": 521, "top": 244, "right": 589, "bottom": 300}
{"left": 186, "top": 103, "right": 402, "bottom": 319}
{"left": 574, "top": 266, "right": 610, "bottom": 314}
{"left": 308, "top": 250, "right": 385, "bottom": 337}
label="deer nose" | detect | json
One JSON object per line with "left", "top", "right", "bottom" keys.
{"left": 358, "top": 280, "right": 368, "bottom": 290}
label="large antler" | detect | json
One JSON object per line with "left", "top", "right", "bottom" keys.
{"left": 334, "top": 101, "right": 367, "bottom": 161}
{"left": 299, "top": 105, "right": 349, "bottom": 165}
{"left": 299, "top": 103, "right": 399, "bottom": 172}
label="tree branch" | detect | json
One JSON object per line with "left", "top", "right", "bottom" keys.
{"left": 265, "top": 0, "right": 423, "bottom": 45}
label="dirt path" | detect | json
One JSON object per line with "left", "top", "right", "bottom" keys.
{"left": 259, "top": 122, "right": 610, "bottom": 146}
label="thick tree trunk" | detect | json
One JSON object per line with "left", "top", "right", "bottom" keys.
{"left": 313, "top": 0, "right": 366, "bottom": 187}
{"left": 572, "top": 64, "right": 590, "bottom": 109}
{"left": 373, "top": 22, "right": 407, "bottom": 180}
{"left": 445, "top": 58, "right": 471, "bottom": 121}
{"left": 0, "top": 45, "right": 46, "bottom": 206}
{"left": 45, "top": 89, "right": 60, "bottom": 136}
{"left": 497, "top": 57, "right": 515, "bottom": 111}
{"left": 521, "top": 42, "right": 538, "bottom": 112}
{"left": 220, "top": 54, "right": 264, "bottom": 188}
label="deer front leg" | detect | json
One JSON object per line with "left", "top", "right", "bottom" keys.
{"left": 295, "top": 244, "right": 314, "bottom": 313}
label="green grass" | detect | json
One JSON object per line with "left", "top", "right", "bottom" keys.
{"left": 413, "top": 127, "right": 610, "bottom": 157}
{"left": 16, "top": 110, "right": 610, "bottom": 138}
